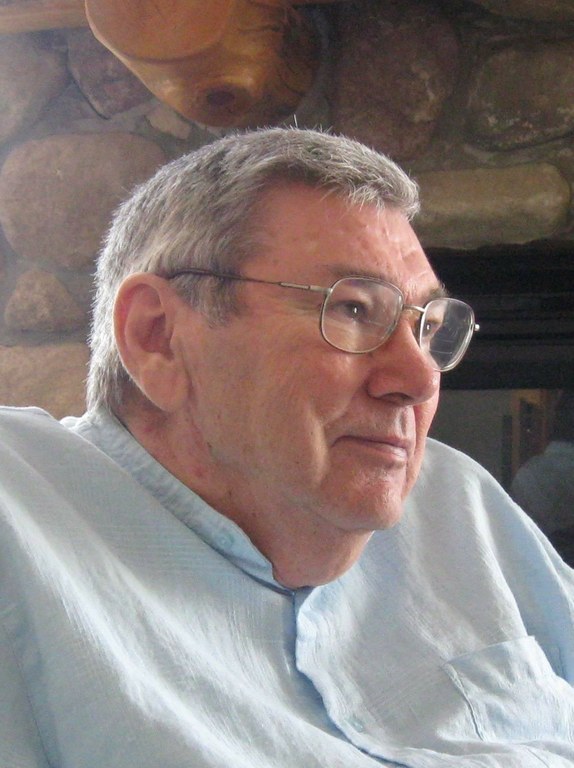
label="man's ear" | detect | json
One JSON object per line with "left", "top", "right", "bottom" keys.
{"left": 114, "top": 274, "right": 191, "bottom": 412}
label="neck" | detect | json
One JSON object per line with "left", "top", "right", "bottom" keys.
{"left": 268, "top": 531, "right": 374, "bottom": 589}
{"left": 118, "top": 401, "right": 373, "bottom": 589}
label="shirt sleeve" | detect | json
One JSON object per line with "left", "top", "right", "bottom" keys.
{"left": 0, "top": 620, "right": 51, "bottom": 768}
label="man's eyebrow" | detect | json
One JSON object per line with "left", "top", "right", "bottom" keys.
{"left": 326, "top": 264, "right": 449, "bottom": 301}
{"left": 427, "top": 284, "right": 450, "bottom": 301}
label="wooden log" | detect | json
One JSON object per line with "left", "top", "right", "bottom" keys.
{"left": 0, "top": 0, "right": 87, "bottom": 34}
{"left": 85, "top": 0, "right": 320, "bottom": 128}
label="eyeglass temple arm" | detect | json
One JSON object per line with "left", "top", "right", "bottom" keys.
{"left": 276, "top": 281, "right": 329, "bottom": 294}
{"left": 167, "top": 268, "right": 330, "bottom": 295}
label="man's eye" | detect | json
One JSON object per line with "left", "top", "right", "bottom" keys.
{"left": 333, "top": 300, "right": 371, "bottom": 321}
{"left": 422, "top": 318, "right": 442, "bottom": 338}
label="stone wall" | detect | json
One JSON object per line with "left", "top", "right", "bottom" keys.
{"left": 0, "top": 0, "right": 573, "bottom": 417}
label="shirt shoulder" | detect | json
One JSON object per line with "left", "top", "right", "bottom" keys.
{"left": 0, "top": 405, "right": 79, "bottom": 439}
{"left": 420, "top": 435, "right": 507, "bottom": 495}
{"left": 0, "top": 406, "right": 99, "bottom": 469}
{"left": 0, "top": 405, "right": 58, "bottom": 429}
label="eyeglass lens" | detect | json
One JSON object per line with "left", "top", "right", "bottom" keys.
{"left": 419, "top": 297, "right": 475, "bottom": 371}
{"left": 321, "top": 278, "right": 475, "bottom": 371}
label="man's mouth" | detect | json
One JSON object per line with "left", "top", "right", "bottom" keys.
{"left": 335, "top": 434, "right": 411, "bottom": 464}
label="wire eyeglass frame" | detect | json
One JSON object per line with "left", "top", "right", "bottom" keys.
{"left": 165, "top": 267, "right": 479, "bottom": 372}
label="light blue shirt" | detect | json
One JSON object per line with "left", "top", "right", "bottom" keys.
{"left": 0, "top": 405, "right": 573, "bottom": 768}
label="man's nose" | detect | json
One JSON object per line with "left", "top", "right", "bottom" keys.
{"left": 365, "top": 316, "right": 440, "bottom": 404}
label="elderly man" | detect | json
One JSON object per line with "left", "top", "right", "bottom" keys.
{"left": 0, "top": 128, "right": 573, "bottom": 767}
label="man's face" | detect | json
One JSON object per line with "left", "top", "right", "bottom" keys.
{"left": 178, "top": 185, "right": 441, "bottom": 583}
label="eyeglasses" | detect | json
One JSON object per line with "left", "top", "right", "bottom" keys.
{"left": 166, "top": 268, "right": 479, "bottom": 372}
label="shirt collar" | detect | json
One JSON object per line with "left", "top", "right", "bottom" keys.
{"left": 66, "top": 408, "right": 290, "bottom": 593}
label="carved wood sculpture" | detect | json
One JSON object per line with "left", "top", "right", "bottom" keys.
{"left": 0, "top": 0, "right": 334, "bottom": 128}
{"left": 84, "top": 0, "right": 320, "bottom": 128}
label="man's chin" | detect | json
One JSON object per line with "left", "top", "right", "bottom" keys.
{"left": 331, "top": 473, "right": 409, "bottom": 529}
{"left": 324, "top": 496, "right": 406, "bottom": 534}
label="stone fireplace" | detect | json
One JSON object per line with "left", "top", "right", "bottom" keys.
{"left": 0, "top": 0, "right": 573, "bottom": 418}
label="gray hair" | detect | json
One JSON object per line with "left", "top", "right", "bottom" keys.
{"left": 87, "top": 127, "right": 420, "bottom": 412}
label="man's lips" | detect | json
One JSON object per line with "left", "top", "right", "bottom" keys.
{"left": 334, "top": 434, "right": 411, "bottom": 462}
